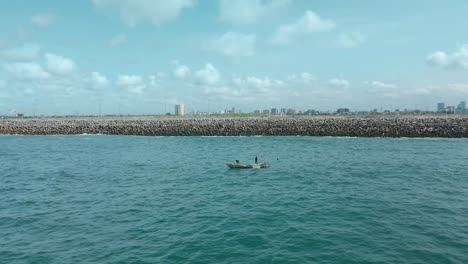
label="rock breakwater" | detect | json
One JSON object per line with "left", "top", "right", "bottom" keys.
{"left": 1, "top": 116, "right": 467, "bottom": 137}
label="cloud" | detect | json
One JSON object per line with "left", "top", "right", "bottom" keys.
{"left": 31, "top": 13, "right": 56, "bottom": 28}
{"left": 91, "top": 72, "right": 109, "bottom": 88}
{"left": 427, "top": 45, "right": 468, "bottom": 69}
{"left": 328, "top": 78, "right": 349, "bottom": 88}
{"left": 218, "top": 0, "right": 290, "bottom": 25}
{"left": 271, "top": 10, "right": 335, "bottom": 45}
{"left": 206, "top": 32, "right": 256, "bottom": 57}
{"left": 116, "top": 74, "right": 146, "bottom": 93}
{"left": 44, "top": 53, "right": 77, "bottom": 75}
{"left": 365, "top": 81, "right": 399, "bottom": 98}
{"left": 1, "top": 43, "right": 41, "bottom": 61}
{"left": 92, "top": 0, "right": 195, "bottom": 27}
{"left": 116, "top": 74, "right": 143, "bottom": 86}
{"left": 173, "top": 64, "right": 191, "bottom": 79}
{"left": 366, "top": 81, "right": 397, "bottom": 89}
{"left": 288, "top": 72, "right": 316, "bottom": 83}
{"left": 412, "top": 88, "right": 432, "bottom": 95}
{"left": 195, "top": 64, "right": 220, "bottom": 85}
{"left": 109, "top": 33, "right": 127, "bottom": 47}
{"left": 244, "top": 76, "right": 284, "bottom": 90}
{"left": 4, "top": 62, "right": 50, "bottom": 80}
{"left": 336, "top": 32, "right": 365, "bottom": 48}
{"left": 427, "top": 51, "right": 449, "bottom": 66}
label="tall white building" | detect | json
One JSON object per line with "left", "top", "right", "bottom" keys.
{"left": 175, "top": 104, "right": 185, "bottom": 116}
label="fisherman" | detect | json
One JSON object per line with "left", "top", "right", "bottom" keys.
{"left": 255, "top": 156, "right": 258, "bottom": 164}
{"left": 236, "top": 160, "right": 240, "bottom": 164}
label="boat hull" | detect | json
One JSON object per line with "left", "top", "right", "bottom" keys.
{"left": 226, "top": 163, "right": 268, "bottom": 169}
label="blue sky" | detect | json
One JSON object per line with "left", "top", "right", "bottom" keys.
{"left": 0, "top": 0, "right": 467, "bottom": 115}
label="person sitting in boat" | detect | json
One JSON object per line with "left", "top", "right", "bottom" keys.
{"left": 255, "top": 156, "right": 258, "bottom": 164}
{"left": 236, "top": 160, "right": 240, "bottom": 164}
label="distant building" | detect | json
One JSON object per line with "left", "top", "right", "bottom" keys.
{"left": 262, "top": 109, "right": 270, "bottom": 114}
{"left": 271, "top": 108, "right": 278, "bottom": 115}
{"left": 456, "top": 101, "right": 466, "bottom": 114}
{"left": 253, "top": 110, "right": 260, "bottom": 114}
{"left": 437, "top": 102, "right": 445, "bottom": 112}
{"left": 280, "top": 108, "right": 287, "bottom": 114}
{"left": 304, "top": 109, "right": 318, "bottom": 115}
{"left": 286, "top": 108, "right": 296, "bottom": 115}
{"left": 337, "top": 108, "right": 350, "bottom": 114}
{"left": 175, "top": 104, "right": 185, "bottom": 116}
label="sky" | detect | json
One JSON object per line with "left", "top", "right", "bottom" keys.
{"left": 0, "top": 0, "right": 468, "bottom": 115}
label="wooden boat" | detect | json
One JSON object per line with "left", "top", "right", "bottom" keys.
{"left": 226, "top": 163, "right": 269, "bottom": 169}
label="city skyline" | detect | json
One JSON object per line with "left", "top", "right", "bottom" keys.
{"left": 1, "top": 1, "right": 468, "bottom": 115}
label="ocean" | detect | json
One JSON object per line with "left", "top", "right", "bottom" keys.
{"left": 1, "top": 136, "right": 467, "bottom": 263}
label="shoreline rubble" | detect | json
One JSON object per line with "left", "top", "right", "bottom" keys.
{"left": 0, "top": 116, "right": 467, "bottom": 137}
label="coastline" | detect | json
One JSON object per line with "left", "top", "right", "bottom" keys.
{"left": 1, "top": 115, "right": 467, "bottom": 137}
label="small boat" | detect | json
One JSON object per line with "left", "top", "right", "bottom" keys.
{"left": 226, "top": 163, "right": 269, "bottom": 169}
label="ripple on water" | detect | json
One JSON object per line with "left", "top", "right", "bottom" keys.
{"left": 0, "top": 136, "right": 467, "bottom": 263}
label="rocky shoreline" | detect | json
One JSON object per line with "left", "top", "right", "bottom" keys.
{"left": 0, "top": 116, "right": 467, "bottom": 137}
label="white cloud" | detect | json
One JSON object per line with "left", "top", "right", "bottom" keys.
{"left": 427, "top": 45, "right": 468, "bottom": 69}
{"left": 1, "top": 43, "right": 41, "bottom": 61}
{"left": 219, "top": 0, "right": 290, "bottom": 25}
{"left": 195, "top": 64, "right": 220, "bottom": 85}
{"left": 31, "top": 13, "right": 56, "bottom": 28}
{"left": 328, "top": 78, "right": 349, "bottom": 88}
{"left": 271, "top": 10, "right": 335, "bottom": 45}
{"left": 44, "top": 53, "right": 77, "bottom": 75}
{"left": 109, "top": 33, "right": 127, "bottom": 47}
{"left": 366, "top": 81, "right": 397, "bottom": 89}
{"left": 412, "top": 88, "right": 432, "bottom": 95}
{"left": 452, "top": 45, "right": 468, "bottom": 68}
{"left": 206, "top": 32, "right": 256, "bottom": 57}
{"left": 4, "top": 62, "right": 50, "bottom": 80}
{"left": 116, "top": 74, "right": 143, "bottom": 86}
{"left": 427, "top": 51, "right": 450, "bottom": 66}
{"left": 336, "top": 32, "right": 365, "bottom": 48}
{"left": 174, "top": 64, "right": 191, "bottom": 79}
{"left": 244, "top": 76, "right": 284, "bottom": 90}
{"left": 116, "top": 74, "right": 146, "bottom": 94}
{"left": 92, "top": 0, "right": 195, "bottom": 27}
{"left": 365, "top": 81, "right": 399, "bottom": 98}
{"left": 288, "top": 72, "right": 316, "bottom": 83}
{"left": 91, "top": 72, "right": 109, "bottom": 88}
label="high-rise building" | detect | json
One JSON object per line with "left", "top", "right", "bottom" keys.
{"left": 456, "top": 101, "right": 466, "bottom": 114}
{"left": 458, "top": 101, "right": 466, "bottom": 110}
{"left": 263, "top": 109, "right": 270, "bottom": 114}
{"left": 437, "top": 102, "right": 445, "bottom": 112}
{"left": 271, "top": 108, "right": 278, "bottom": 115}
{"left": 175, "top": 104, "right": 185, "bottom": 116}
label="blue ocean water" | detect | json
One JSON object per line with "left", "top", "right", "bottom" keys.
{"left": 1, "top": 136, "right": 467, "bottom": 264}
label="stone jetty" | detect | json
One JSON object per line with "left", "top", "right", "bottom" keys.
{"left": 0, "top": 115, "right": 467, "bottom": 137}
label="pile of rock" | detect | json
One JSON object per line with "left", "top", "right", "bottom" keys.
{"left": 0, "top": 116, "right": 467, "bottom": 137}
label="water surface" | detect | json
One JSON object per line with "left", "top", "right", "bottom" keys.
{"left": 1, "top": 136, "right": 467, "bottom": 263}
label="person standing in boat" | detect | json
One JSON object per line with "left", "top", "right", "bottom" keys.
{"left": 255, "top": 156, "right": 258, "bottom": 164}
